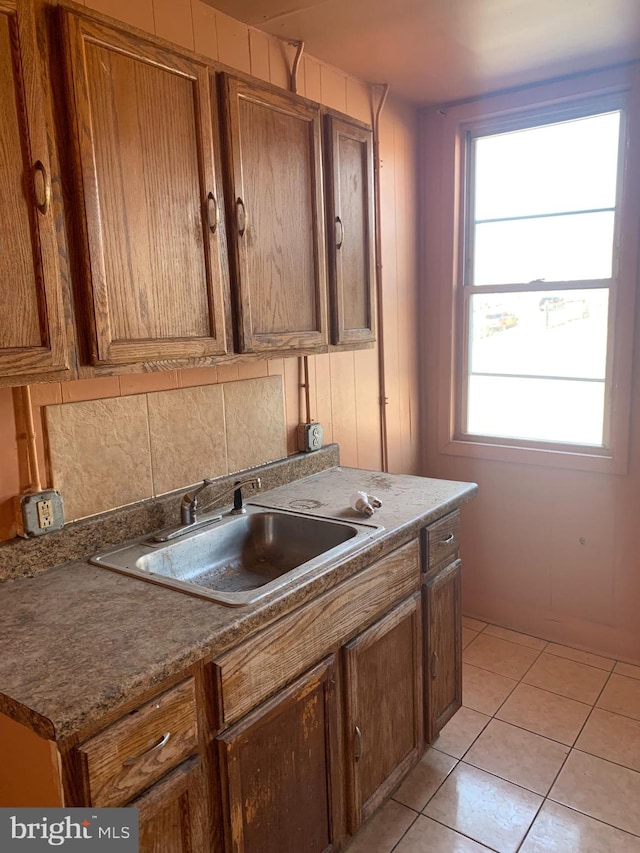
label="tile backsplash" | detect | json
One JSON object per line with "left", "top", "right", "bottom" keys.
{"left": 45, "top": 376, "right": 287, "bottom": 522}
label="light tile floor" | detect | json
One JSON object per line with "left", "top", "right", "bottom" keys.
{"left": 346, "top": 617, "right": 640, "bottom": 853}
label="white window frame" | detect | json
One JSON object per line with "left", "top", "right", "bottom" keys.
{"left": 429, "top": 66, "right": 640, "bottom": 474}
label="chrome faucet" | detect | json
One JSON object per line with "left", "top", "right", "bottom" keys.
{"left": 181, "top": 476, "right": 262, "bottom": 525}
{"left": 152, "top": 477, "right": 262, "bottom": 543}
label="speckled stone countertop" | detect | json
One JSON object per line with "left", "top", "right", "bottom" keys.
{"left": 0, "top": 465, "right": 476, "bottom": 743}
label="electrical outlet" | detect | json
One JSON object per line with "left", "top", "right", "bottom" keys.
{"left": 15, "top": 490, "right": 65, "bottom": 538}
{"left": 297, "top": 422, "right": 323, "bottom": 453}
{"left": 37, "top": 499, "right": 53, "bottom": 529}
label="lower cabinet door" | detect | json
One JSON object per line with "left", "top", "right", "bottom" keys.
{"left": 132, "top": 757, "right": 206, "bottom": 853}
{"left": 343, "top": 594, "right": 423, "bottom": 832}
{"left": 216, "top": 656, "right": 340, "bottom": 853}
{"left": 424, "top": 560, "right": 462, "bottom": 743}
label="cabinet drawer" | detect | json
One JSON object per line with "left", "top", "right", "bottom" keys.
{"left": 212, "top": 539, "right": 420, "bottom": 727}
{"left": 425, "top": 511, "right": 460, "bottom": 575}
{"left": 77, "top": 679, "right": 198, "bottom": 807}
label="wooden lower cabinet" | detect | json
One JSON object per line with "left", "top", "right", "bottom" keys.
{"left": 423, "top": 560, "right": 462, "bottom": 743}
{"left": 343, "top": 594, "right": 423, "bottom": 833}
{"left": 216, "top": 657, "right": 340, "bottom": 853}
{"left": 132, "top": 758, "right": 206, "bottom": 853}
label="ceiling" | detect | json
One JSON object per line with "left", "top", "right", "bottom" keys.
{"left": 204, "top": 0, "right": 640, "bottom": 104}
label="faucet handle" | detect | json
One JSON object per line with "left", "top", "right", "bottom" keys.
{"left": 232, "top": 477, "right": 262, "bottom": 513}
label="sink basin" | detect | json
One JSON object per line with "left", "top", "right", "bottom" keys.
{"left": 90, "top": 506, "right": 383, "bottom": 606}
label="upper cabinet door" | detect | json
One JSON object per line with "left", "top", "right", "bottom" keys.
{"left": 324, "top": 115, "right": 376, "bottom": 346}
{"left": 0, "top": 0, "right": 69, "bottom": 380}
{"left": 62, "top": 12, "right": 230, "bottom": 366}
{"left": 220, "top": 75, "right": 328, "bottom": 353}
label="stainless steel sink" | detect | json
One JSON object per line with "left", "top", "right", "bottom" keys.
{"left": 90, "top": 506, "right": 383, "bottom": 606}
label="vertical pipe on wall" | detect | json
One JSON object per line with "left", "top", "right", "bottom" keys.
{"left": 289, "top": 40, "right": 305, "bottom": 95}
{"left": 373, "top": 84, "right": 390, "bottom": 472}
{"left": 286, "top": 38, "right": 315, "bottom": 437}
{"left": 18, "top": 386, "right": 42, "bottom": 493}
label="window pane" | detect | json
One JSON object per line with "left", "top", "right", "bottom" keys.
{"left": 473, "top": 211, "right": 615, "bottom": 285}
{"left": 469, "top": 289, "right": 609, "bottom": 380}
{"left": 466, "top": 375, "right": 605, "bottom": 445}
{"left": 474, "top": 111, "right": 621, "bottom": 221}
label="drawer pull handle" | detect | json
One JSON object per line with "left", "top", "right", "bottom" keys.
{"left": 354, "top": 725, "right": 362, "bottom": 762}
{"left": 335, "top": 216, "right": 344, "bottom": 250}
{"left": 441, "top": 533, "right": 455, "bottom": 544}
{"left": 207, "top": 192, "right": 219, "bottom": 233}
{"left": 34, "top": 160, "right": 51, "bottom": 215}
{"left": 122, "top": 731, "right": 171, "bottom": 766}
{"left": 431, "top": 652, "right": 440, "bottom": 679}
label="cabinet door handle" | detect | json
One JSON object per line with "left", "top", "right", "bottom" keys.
{"left": 354, "top": 725, "right": 362, "bottom": 762}
{"left": 431, "top": 652, "right": 440, "bottom": 680}
{"left": 207, "top": 192, "right": 219, "bottom": 233}
{"left": 34, "top": 160, "right": 51, "bottom": 215}
{"left": 237, "top": 197, "right": 247, "bottom": 237}
{"left": 441, "top": 533, "right": 455, "bottom": 544}
{"left": 122, "top": 731, "right": 171, "bottom": 766}
{"left": 335, "top": 216, "right": 344, "bottom": 250}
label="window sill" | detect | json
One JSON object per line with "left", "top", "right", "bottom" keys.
{"left": 439, "top": 435, "right": 628, "bottom": 475}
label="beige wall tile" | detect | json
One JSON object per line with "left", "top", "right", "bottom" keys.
{"left": 223, "top": 376, "right": 286, "bottom": 473}
{"left": 46, "top": 397, "right": 152, "bottom": 521}
{"left": 148, "top": 385, "right": 227, "bottom": 495}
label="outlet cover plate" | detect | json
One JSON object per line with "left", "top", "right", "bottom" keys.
{"left": 16, "top": 490, "right": 65, "bottom": 538}
{"left": 297, "top": 422, "right": 323, "bottom": 453}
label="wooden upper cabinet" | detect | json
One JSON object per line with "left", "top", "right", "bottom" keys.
{"left": 424, "top": 559, "right": 462, "bottom": 743}
{"left": 219, "top": 74, "right": 328, "bottom": 353}
{"left": 0, "top": 0, "right": 69, "bottom": 381}
{"left": 324, "top": 115, "right": 376, "bottom": 346}
{"left": 61, "top": 11, "right": 230, "bottom": 366}
{"left": 343, "top": 594, "right": 423, "bottom": 833}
